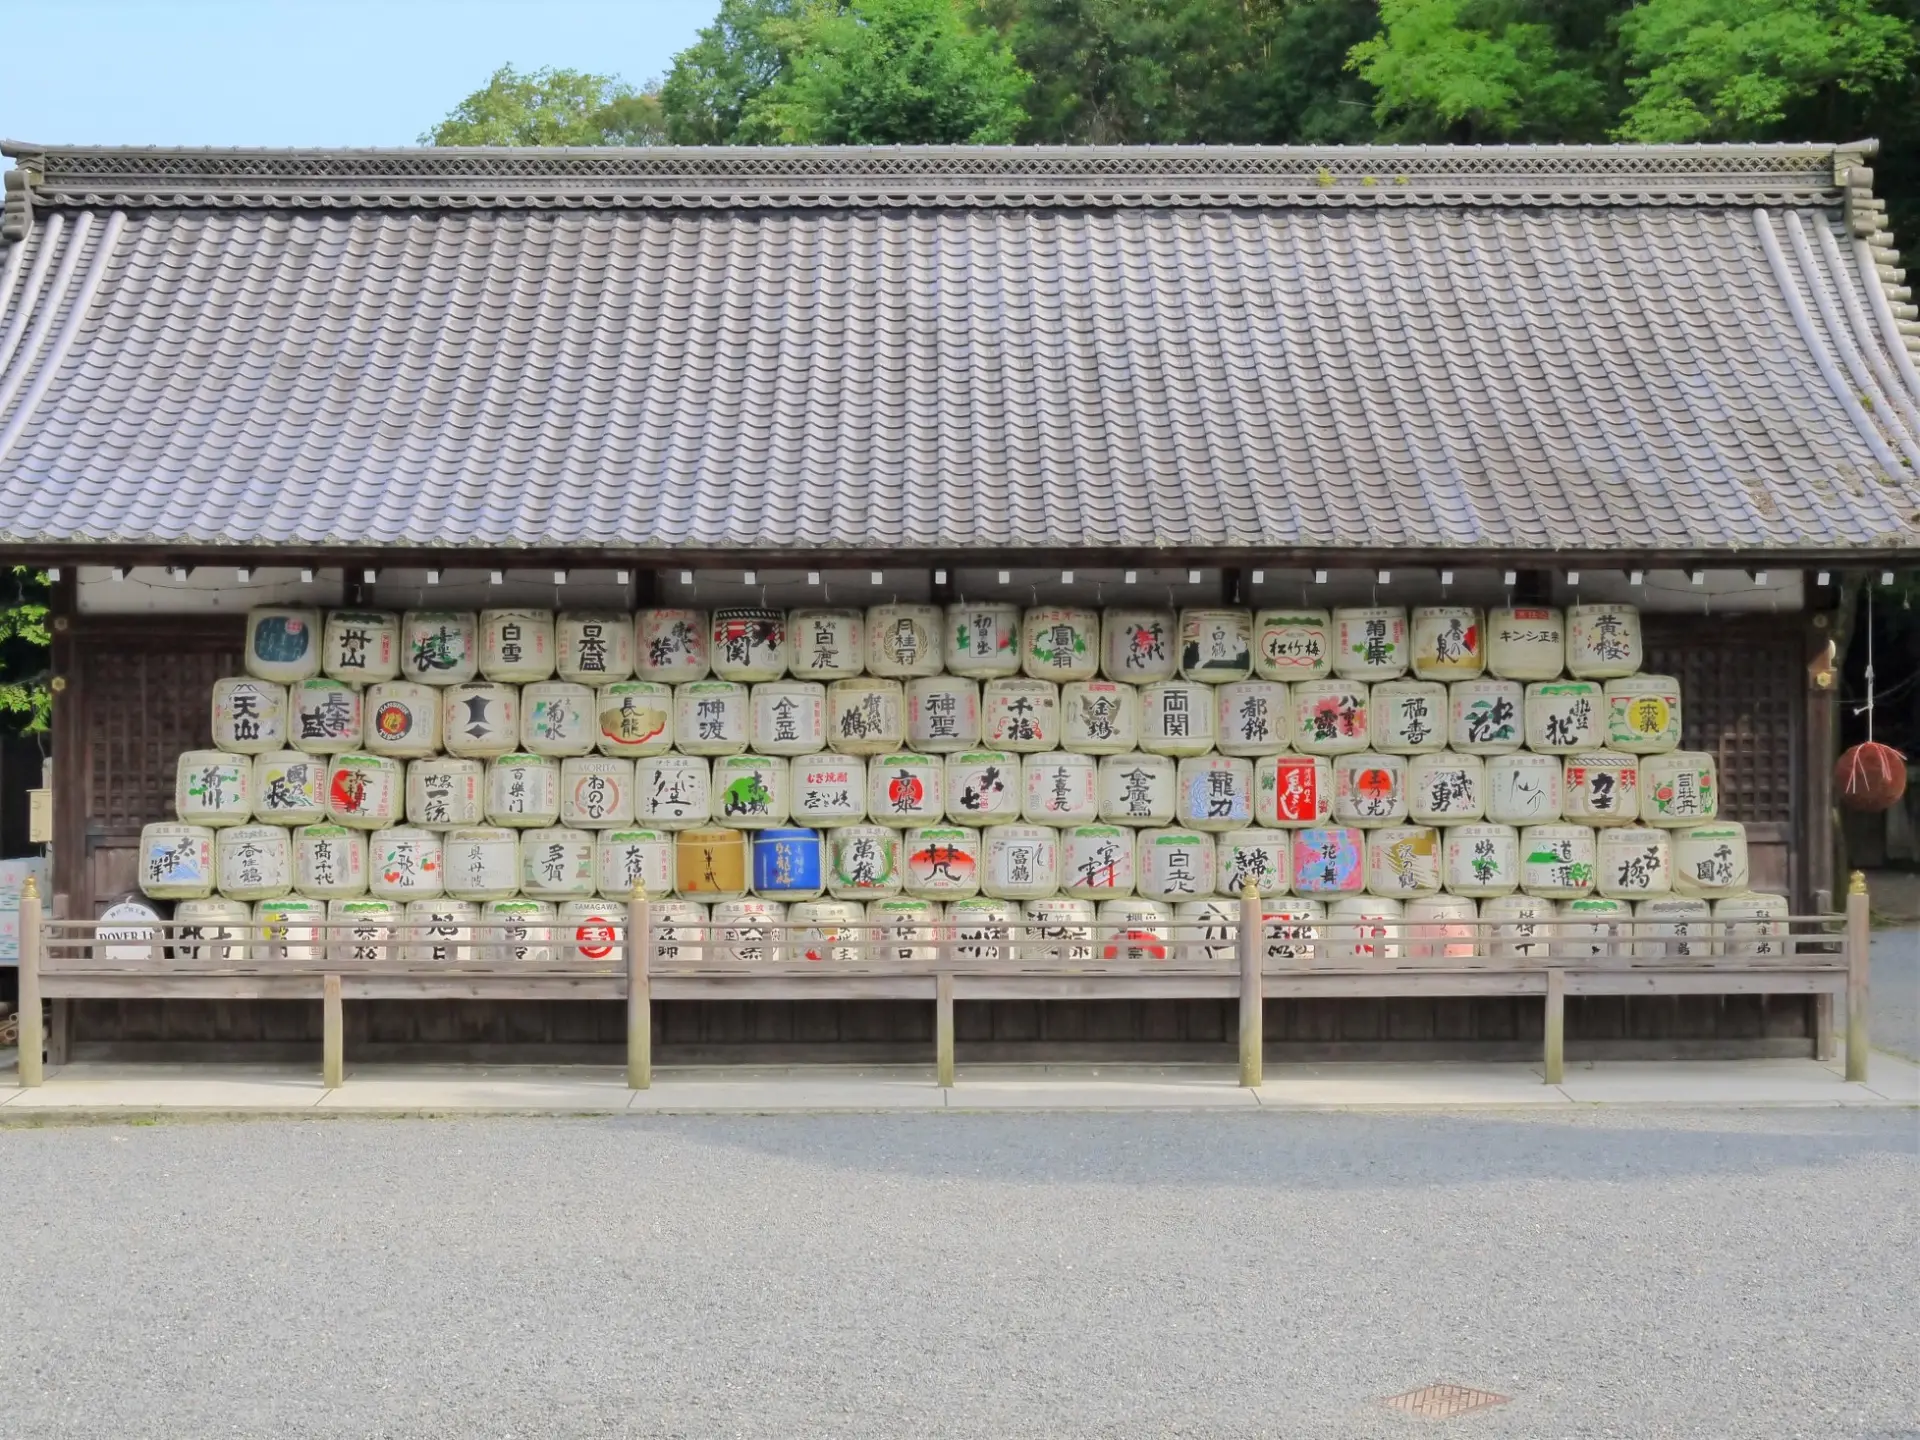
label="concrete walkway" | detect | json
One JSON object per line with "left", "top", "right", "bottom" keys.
{"left": 1, "top": 1050, "right": 1913, "bottom": 1114}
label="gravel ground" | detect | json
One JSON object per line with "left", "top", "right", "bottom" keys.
{"left": 0, "top": 1110, "right": 1914, "bottom": 1439}
{"left": 1869, "top": 926, "right": 1919, "bottom": 1060}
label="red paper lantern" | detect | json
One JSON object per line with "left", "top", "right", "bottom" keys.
{"left": 1835, "top": 741, "right": 1908, "bottom": 812}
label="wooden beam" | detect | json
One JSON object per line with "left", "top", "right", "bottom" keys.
{"left": 322, "top": 974, "right": 343, "bottom": 1088}
{"left": 1543, "top": 968, "right": 1566, "bottom": 1084}
{"left": 1238, "top": 883, "right": 1262, "bottom": 1087}
{"left": 935, "top": 971, "right": 955, "bottom": 1088}
{"left": 16, "top": 881, "right": 42, "bottom": 1087}
{"left": 1846, "top": 872, "right": 1870, "bottom": 1083}
{"left": 627, "top": 889, "right": 651, "bottom": 1090}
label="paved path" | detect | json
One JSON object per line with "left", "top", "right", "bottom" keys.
{"left": 1, "top": 1110, "right": 1913, "bottom": 1438}
{"left": 1867, "top": 924, "right": 1919, "bottom": 1060}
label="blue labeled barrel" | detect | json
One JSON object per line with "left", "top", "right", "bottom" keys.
{"left": 752, "top": 828, "right": 825, "bottom": 901}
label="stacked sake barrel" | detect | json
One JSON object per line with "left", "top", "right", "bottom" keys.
{"left": 137, "top": 600, "right": 1788, "bottom": 966}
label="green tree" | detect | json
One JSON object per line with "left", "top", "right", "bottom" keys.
{"left": 0, "top": 569, "right": 50, "bottom": 735}
{"left": 660, "top": 0, "right": 803, "bottom": 143}
{"left": 423, "top": 64, "right": 665, "bottom": 146}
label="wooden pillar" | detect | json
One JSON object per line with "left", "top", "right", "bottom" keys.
{"left": 47, "top": 892, "right": 70, "bottom": 1066}
{"left": 935, "top": 972, "right": 955, "bottom": 1088}
{"left": 1238, "top": 881, "right": 1262, "bottom": 1087}
{"left": 627, "top": 886, "right": 652, "bottom": 1090}
{"left": 1805, "top": 580, "right": 1845, "bottom": 1055}
{"left": 16, "top": 878, "right": 42, "bottom": 1087}
{"left": 1543, "top": 968, "right": 1566, "bottom": 1085}
{"left": 321, "top": 974, "right": 343, "bottom": 1089}
{"left": 1846, "top": 871, "right": 1870, "bottom": 1083}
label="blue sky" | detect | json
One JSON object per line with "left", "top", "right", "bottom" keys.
{"left": 0, "top": 1, "right": 718, "bottom": 146}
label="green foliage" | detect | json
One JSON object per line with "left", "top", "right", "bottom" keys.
{"left": 422, "top": 65, "right": 664, "bottom": 146}
{"left": 0, "top": 569, "right": 50, "bottom": 736}
{"left": 660, "top": 0, "right": 802, "bottom": 144}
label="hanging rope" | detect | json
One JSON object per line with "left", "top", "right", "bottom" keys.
{"left": 1838, "top": 583, "right": 1908, "bottom": 812}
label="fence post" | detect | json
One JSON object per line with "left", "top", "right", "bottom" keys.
{"left": 1238, "top": 881, "right": 1262, "bottom": 1088}
{"left": 1543, "top": 968, "right": 1566, "bottom": 1085}
{"left": 627, "top": 884, "right": 651, "bottom": 1091}
{"left": 936, "top": 971, "right": 955, "bottom": 1089}
{"left": 17, "top": 878, "right": 42, "bottom": 1088}
{"left": 322, "top": 973, "right": 343, "bottom": 1089}
{"left": 1846, "top": 871, "right": 1870, "bottom": 1083}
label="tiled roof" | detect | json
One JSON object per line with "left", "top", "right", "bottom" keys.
{"left": 0, "top": 143, "right": 1916, "bottom": 557}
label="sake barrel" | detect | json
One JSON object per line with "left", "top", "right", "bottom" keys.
{"left": 594, "top": 828, "right": 674, "bottom": 900}
{"left": 595, "top": 680, "right": 674, "bottom": 758}
{"left": 556, "top": 611, "right": 635, "bottom": 685}
{"left": 290, "top": 678, "right": 364, "bottom": 756}
{"left": 635, "top": 608, "right": 709, "bottom": 683}
{"left": 674, "top": 679, "right": 752, "bottom": 757}
{"left": 633, "top": 754, "right": 712, "bottom": 830}
{"left": 521, "top": 680, "right": 596, "bottom": 758}
{"left": 868, "top": 752, "right": 944, "bottom": 828}
{"left": 1023, "top": 751, "right": 1100, "bottom": 827}
{"left": 1604, "top": 675, "right": 1683, "bottom": 755}
{"left": 1178, "top": 608, "right": 1252, "bottom": 684}
{"left": 1441, "top": 823, "right": 1520, "bottom": 898}
{"left": 1215, "top": 680, "right": 1290, "bottom": 757}
{"left": 790, "top": 899, "right": 864, "bottom": 963}
{"left": 400, "top": 611, "right": 479, "bottom": 685}
{"left": 325, "top": 752, "right": 404, "bottom": 830}
{"left": 174, "top": 898, "right": 254, "bottom": 965}
{"left": 1101, "top": 608, "right": 1177, "bottom": 683}
{"left": 713, "top": 898, "right": 784, "bottom": 964}
{"left": 1291, "top": 679, "right": 1369, "bottom": 756}
{"left": 479, "top": 608, "right": 555, "bottom": 684}
{"left": 1365, "top": 826, "right": 1441, "bottom": 898}
{"left": 1026, "top": 896, "right": 1097, "bottom": 963}
{"left": 1261, "top": 899, "right": 1326, "bottom": 962}
{"left": 485, "top": 752, "right": 561, "bottom": 828}
{"left": 1136, "top": 828, "right": 1216, "bottom": 903}
{"left": 1215, "top": 829, "right": 1291, "bottom": 897}
{"left": 560, "top": 756, "right": 636, "bottom": 829}
{"left": 1332, "top": 606, "right": 1409, "bottom": 681}
{"left": 1333, "top": 752, "right": 1409, "bottom": 828}
{"left": 787, "top": 609, "right": 864, "bottom": 681}
{"left": 1641, "top": 751, "right": 1719, "bottom": 827}
{"left": 650, "top": 900, "right": 708, "bottom": 967}
{"left": 1556, "top": 896, "right": 1632, "bottom": 958}
{"left": 519, "top": 826, "right": 596, "bottom": 899}
{"left": 1525, "top": 680, "right": 1603, "bottom": 754}
{"left": 1177, "top": 755, "right": 1255, "bottom": 832}
{"left": 906, "top": 676, "right": 981, "bottom": 755}
{"left": 1290, "top": 826, "right": 1365, "bottom": 896}
{"left": 176, "top": 750, "right": 253, "bottom": 827}
{"left": 1062, "top": 680, "right": 1138, "bottom": 754}
{"left": 792, "top": 753, "right": 868, "bottom": 827}
{"left": 1486, "top": 606, "right": 1566, "bottom": 681}
{"left": 217, "top": 824, "right": 293, "bottom": 902}
{"left": 752, "top": 828, "right": 826, "bottom": 901}
{"left": 255, "top": 897, "right": 327, "bottom": 965}
{"left": 982, "top": 824, "right": 1060, "bottom": 900}
{"left": 1097, "top": 898, "right": 1172, "bottom": 963}
{"left": 1449, "top": 679, "right": 1524, "bottom": 754}
{"left": 405, "top": 756, "right": 485, "bottom": 830}
{"left": 322, "top": 609, "right": 400, "bottom": 684}
{"left": 1367, "top": 680, "right": 1447, "bottom": 754}
{"left": 904, "top": 825, "right": 983, "bottom": 900}
{"left": 982, "top": 678, "right": 1060, "bottom": 753}
{"left": 212, "top": 677, "right": 288, "bottom": 755}
{"left": 1563, "top": 751, "right": 1640, "bottom": 826}
{"left": 1519, "top": 823, "right": 1597, "bottom": 899}
{"left": 1410, "top": 606, "right": 1485, "bottom": 681}
{"left": 403, "top": 899, "right": 478, "bottom": 965}
{"left": 867, "top": 897, "right": 939, "bottom": 963}
{"left": 293, "top": 823, "right": 368, "bottom": 899}
{"left": 1406, "top": 753, "right": 1486, "bottom": 825}
{"left": 714, "top": 754, "right": 790, "bottom": 829}
{"left": 1406, "top": 893, "right": 1480, "bottom": 960}
{"left": 1716, "top": 892, "right": 1789, "bottom": 958}
{"left": 1325, "top": 895, "right": 1403, "bottom": 960}
{"left": 244, "top": 606, "right": 323, "bottom": 683}
{"left": 362, "top": 680, "right": 442, "bottom": 758}
{"left": 368, "top": 826, "right": 445, "bottom": 901}
{"left": 1174, "top": 898, "right": 1240, "bottom": 965}
{"left": 827, "top": 825, "right": 904, "bottom": 900}
{"left": 828, "top": 678, "right": 907, "bottom": 756}
{"left": 559, "top": 898, "right": 626, "bottom": 965}
{"left": 1256, "top": 754, "right": 1335, "bottom": 828}
{"left": 1671, "top": 822, "right": 1749, "bottom": 898}
{"left": 1062, "top": 825, "right": 1135, "bottom": 898}
{"left": 1597, "top": 826, "right": 1672, "bottom": 899}
{"left": 946, "top": 748, "right": 1024, "bottom": 826}
{"left": 1483, "top": 893, "right": 1555, "bottom": 960}
{"left": 441, "top": 826, "right": 521, "bottom": 902}
{"left": 1099, "top": 752, "right": 1178, "bottom": 826}
{"left": 866, "top": 604, "right": 942, "bottom": 679}
{"left": 947, "top": 897, "right": 1018, "bottom": 962}
{"left": 1138, "top": 680, "right": 1216, "bottom": 756}
{"left": 1022, "top": 606, "right": 1099, "bottom": 681}
{"left": 1254, "top": 609, "right": 1333, "bottom": 681}
{"left": 946, "top": 603, "right": 1022, "bottom": 679}
{"left": 1634, "top": 896, "right": 1714, "bottom": 960}
{"left": 483, "top": 898, "right": 556, "bottom": 965}
{"left": 441, "top": 681, "right": 519, "bottom": 759}
{"left": 710, "top": 607, "right": 787, "bottom": 682}
{"left": 1486, "top": 752, "right": 1564, "bottom": 825}
{"left": 139, "top": 822, "right": 217, "bottom": 900}
{"left": 1567, "top": 602, "right": 1643, "bottom": 680}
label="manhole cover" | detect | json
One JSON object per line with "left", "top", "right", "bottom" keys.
{"left": 1381, "top": 1383, "right": 1511, "bottom": 1420}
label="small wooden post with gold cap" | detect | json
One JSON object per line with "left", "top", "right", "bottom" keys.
{"left": 627, "top": 879, "right": 652, "bottom": 1090}
{"left": 1238, "top": 879, "right": 1262, "bottom": 1088}
{"left": 1845, "top": 870, "right": 1870, "bottom": 1083}
{"left": 16, "top": 875, "right": 42, "bottom": 1087}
